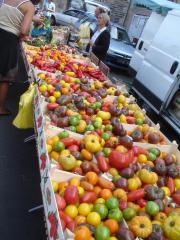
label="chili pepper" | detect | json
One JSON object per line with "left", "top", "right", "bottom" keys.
{"left": 76, "top": 69, "right": 83, "bottom": 78}
{"left": 67, "top": 64, "right": 77, "bottom": 73}
{"left": 127, "top": 188, "right": 145, "bottom": 202}
{"left": 137, "top": 199, "right": 147, "bottom": 208}
{"left": 172, "top": 193, "right": 180, "bottom": 205}
{"left": 167, "top": 177, "right": 175, "bottom": 194}
{"left": 97, "top": 155, "right": 109, "bottom": 172}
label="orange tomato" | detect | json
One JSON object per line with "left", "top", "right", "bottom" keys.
{"left": 70, "top": 177, "right": 80, "bottom": 187}
{"left": 46, "top": 138, "right": 53, "bottom": 145}
{"left": 74, "top": 226, "right": 91, "bottom": 240}
{"left": 93, "top": 186, "right": 102, "bottom": 196}
{"left": 61, "top": 87, "right": 70, "bottom": 95}
{"left": 50, "top": 151, "right": 59, "bottom": 161}
{"left": 58, "top": 181, "right": 68, "bottom": 192}
{"left": 104, "top": 219, "right": 119, "bottom": 234}
{"left": 75, "top": 215, "right": 86, "bottom": 225}
{"left": 81, "top": 149, "right": 93, "bottom": 161}
{"left": 154, "top": 212, "right": 167, "bottom": 223}
{"left": 100, "top": 189, "right": 112, "bottom": 200}
{"left": 85, "top": 172, "right": 98, "bottom": 185}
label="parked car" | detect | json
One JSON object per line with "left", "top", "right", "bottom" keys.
{"left": 69, "top": 0, "right": 111, "bottom": 15}
{"left": 51, "top": 9, "right": 93, "bottom": 26}
{"left": 106, "top": 24, "right": 135, "bottom": 70}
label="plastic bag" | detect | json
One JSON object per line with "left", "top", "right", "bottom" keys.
{"left": 13, "top": 84, "right": 35, "bottom": 129}
{"left": 78, "top": 22, "right": 90, "bottom": 39}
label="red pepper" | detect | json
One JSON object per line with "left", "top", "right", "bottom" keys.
{"left": 76, "top": 69, "right": 83, "bottom": 78}
{"left": 127, "top": 188, "right": 145, "bottom": 202}
{"left": 60, "top": 138, "right": 77, "bottom": 147}
{"left": 137, "top": 198, "right": 147, "bottom": 208}
{"left": 97, "top": 156, "right": 109, "bottom": 172}
{"left": 80, "top": 192, "right": 97, "bottom": 203}
{"left": 167, "top": 177, "right": 175, "bottom": 194}
{"left": 47, "top": 103, "right": 59, "bottom": 110}
{"left": 172, "top": 193, "right": 180, "bottom": 205}
{"left": 67, "top": 64, "right": 77, "bottom": 73}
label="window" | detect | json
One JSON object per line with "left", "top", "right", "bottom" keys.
{"left": 111, "top": 26, "right": 131, "bottom": 44}
{"left": 65, "top": 10, "right": 79, "bottom": 17}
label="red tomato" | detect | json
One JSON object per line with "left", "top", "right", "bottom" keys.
{"left": 64, "top": 185, "right": 79, "bottom": 204}
{"left": 55, "top": 194, "right": 66, "bottom": 210}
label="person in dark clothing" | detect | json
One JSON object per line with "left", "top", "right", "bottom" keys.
{"left": 89, "top": 13, "right": 110, "bottom": 61}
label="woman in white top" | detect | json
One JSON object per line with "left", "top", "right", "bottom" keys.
{"left": 0, "top": 0, "right": 40, "bottom": 116}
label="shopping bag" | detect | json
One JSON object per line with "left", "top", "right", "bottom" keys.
{"left": 13, "top": 84, "right": 35, "bottom": 129}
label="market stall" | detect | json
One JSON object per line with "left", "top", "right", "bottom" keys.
{"left": 22, "top": 27, "right": 180, "bottom": 240}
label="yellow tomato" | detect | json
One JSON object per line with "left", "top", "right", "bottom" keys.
{"left": 53, "top": 91, "right": 61, "bottom": 98}
{"left": 128, "top": 178, "right": 139, "bottom": 191}
{"left": 78, "top": 203, "right": 91, "bottom": 217}
{"left": 52, "top": 180, "right": 59, "bottom": 193}
{"left": 49, "top": 96, "right": 56, "bottom": 103}
{"left": 65, "top": 205, "right": 78, "bottom": 218}
{"left": 77, "top": 186, "right": 85, "bottom": 196}
{"left": 87, "top": 212, "right": 101, "bottom": 227}
{"left": 95, "top": 198, "right": 106, "bottom": 204}
{"left": 51, "top": 136, "right": 59, "bottom": 143}
{"left": 175, "top": 178, "right": 180, "bottom": 190}
{"left": 161, "top": 187, "right": 171, "bottom": 197}
{"left": 138, "top": 154, "right": 147, "bottom": 164}
{"left": 47, "top": 144, "right": 52, "bottom": 153}
{"left": 119, "top": 114, "right": 126, "bottom": 123}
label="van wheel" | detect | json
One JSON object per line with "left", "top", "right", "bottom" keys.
{"left": 51, "top": 16, "right": 56, "bottom": 26}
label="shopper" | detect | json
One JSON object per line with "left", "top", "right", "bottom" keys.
{"left": 88, "top": 13, "right": 110, "bottom": 62}
{"left": 0, "top": 0, "right": 40, "bottom": 116}
{"left": 43, "top": 0, "right": 55, "bottom": 18}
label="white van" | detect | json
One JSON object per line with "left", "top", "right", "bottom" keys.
{"left": 130, "top": 10, "right": 180, "bottom": 134}
{"left": 130, "top": 12, "right": 165, "bottom": 74}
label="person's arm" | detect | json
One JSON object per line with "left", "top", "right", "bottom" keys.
{"left": 20, "top": 2, "right": 35, "bottom": 36}
{"left": 92, "top": 31, "right": 110, "bottom": 54}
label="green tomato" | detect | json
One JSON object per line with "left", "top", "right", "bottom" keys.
{"left": 101, "top": 132, "right": 110, "bottom": 141}
{"left": 145, "top": 201, "right": 159, "bottom": 216}
{"left": 74, "top": 79, "right": 81, "bottom": 84}
{"left": 58, "top": 130, "right": 69, "bottom": 139}
{"left": 69, "top": 116, "right": 80, "bottom": 126}
{"left": 135, "top": 118, "right": 144, "bottom": 125}
{"left": 93, "top": 203, "right": 108, "bottom": 220}
{"left": 96, "top": 102, "right": 102, "bottom": 109}
{"left": 149, "top": 147, "right": 161, "bottom": 157}
{"left": 123, "top": 208, "right": 136, "bottom": 221}
{"left": 105, "top": 124, "right": 113, "bottom": 131}
{"left": 108, "top": 208, "right": 123, "bottom": 222}
{"left": 113, "top": 175, "right": 121, "bottom": 182}
{"left": 86, "top": 124, "right": 95, "bottom": 131}
{"left": 103, "top": 147, "right": 112, "bottom": 157}
{"left": 52, "top": 141, "right": 65, "bottom": 152}
{"left": 91, "top": 103, "right": 97, "bottom": 109}
{"left": 93, "top": 121, "right": 102, "bottom": 129}
{"left": 106, "top": 197, "right": 119, "bottom": 210}
{"left": 147, "top": 152, "right": 157, "bottom": 161}
{"left": 95, "top": 225, "right": 110, "bottom": 240}
{"left": 69, "top": 126, "right": 76, "bottom": 132}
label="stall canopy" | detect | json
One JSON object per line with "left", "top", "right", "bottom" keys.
{"left": 134, "top": 0, "right": 180, "bottom": 13}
